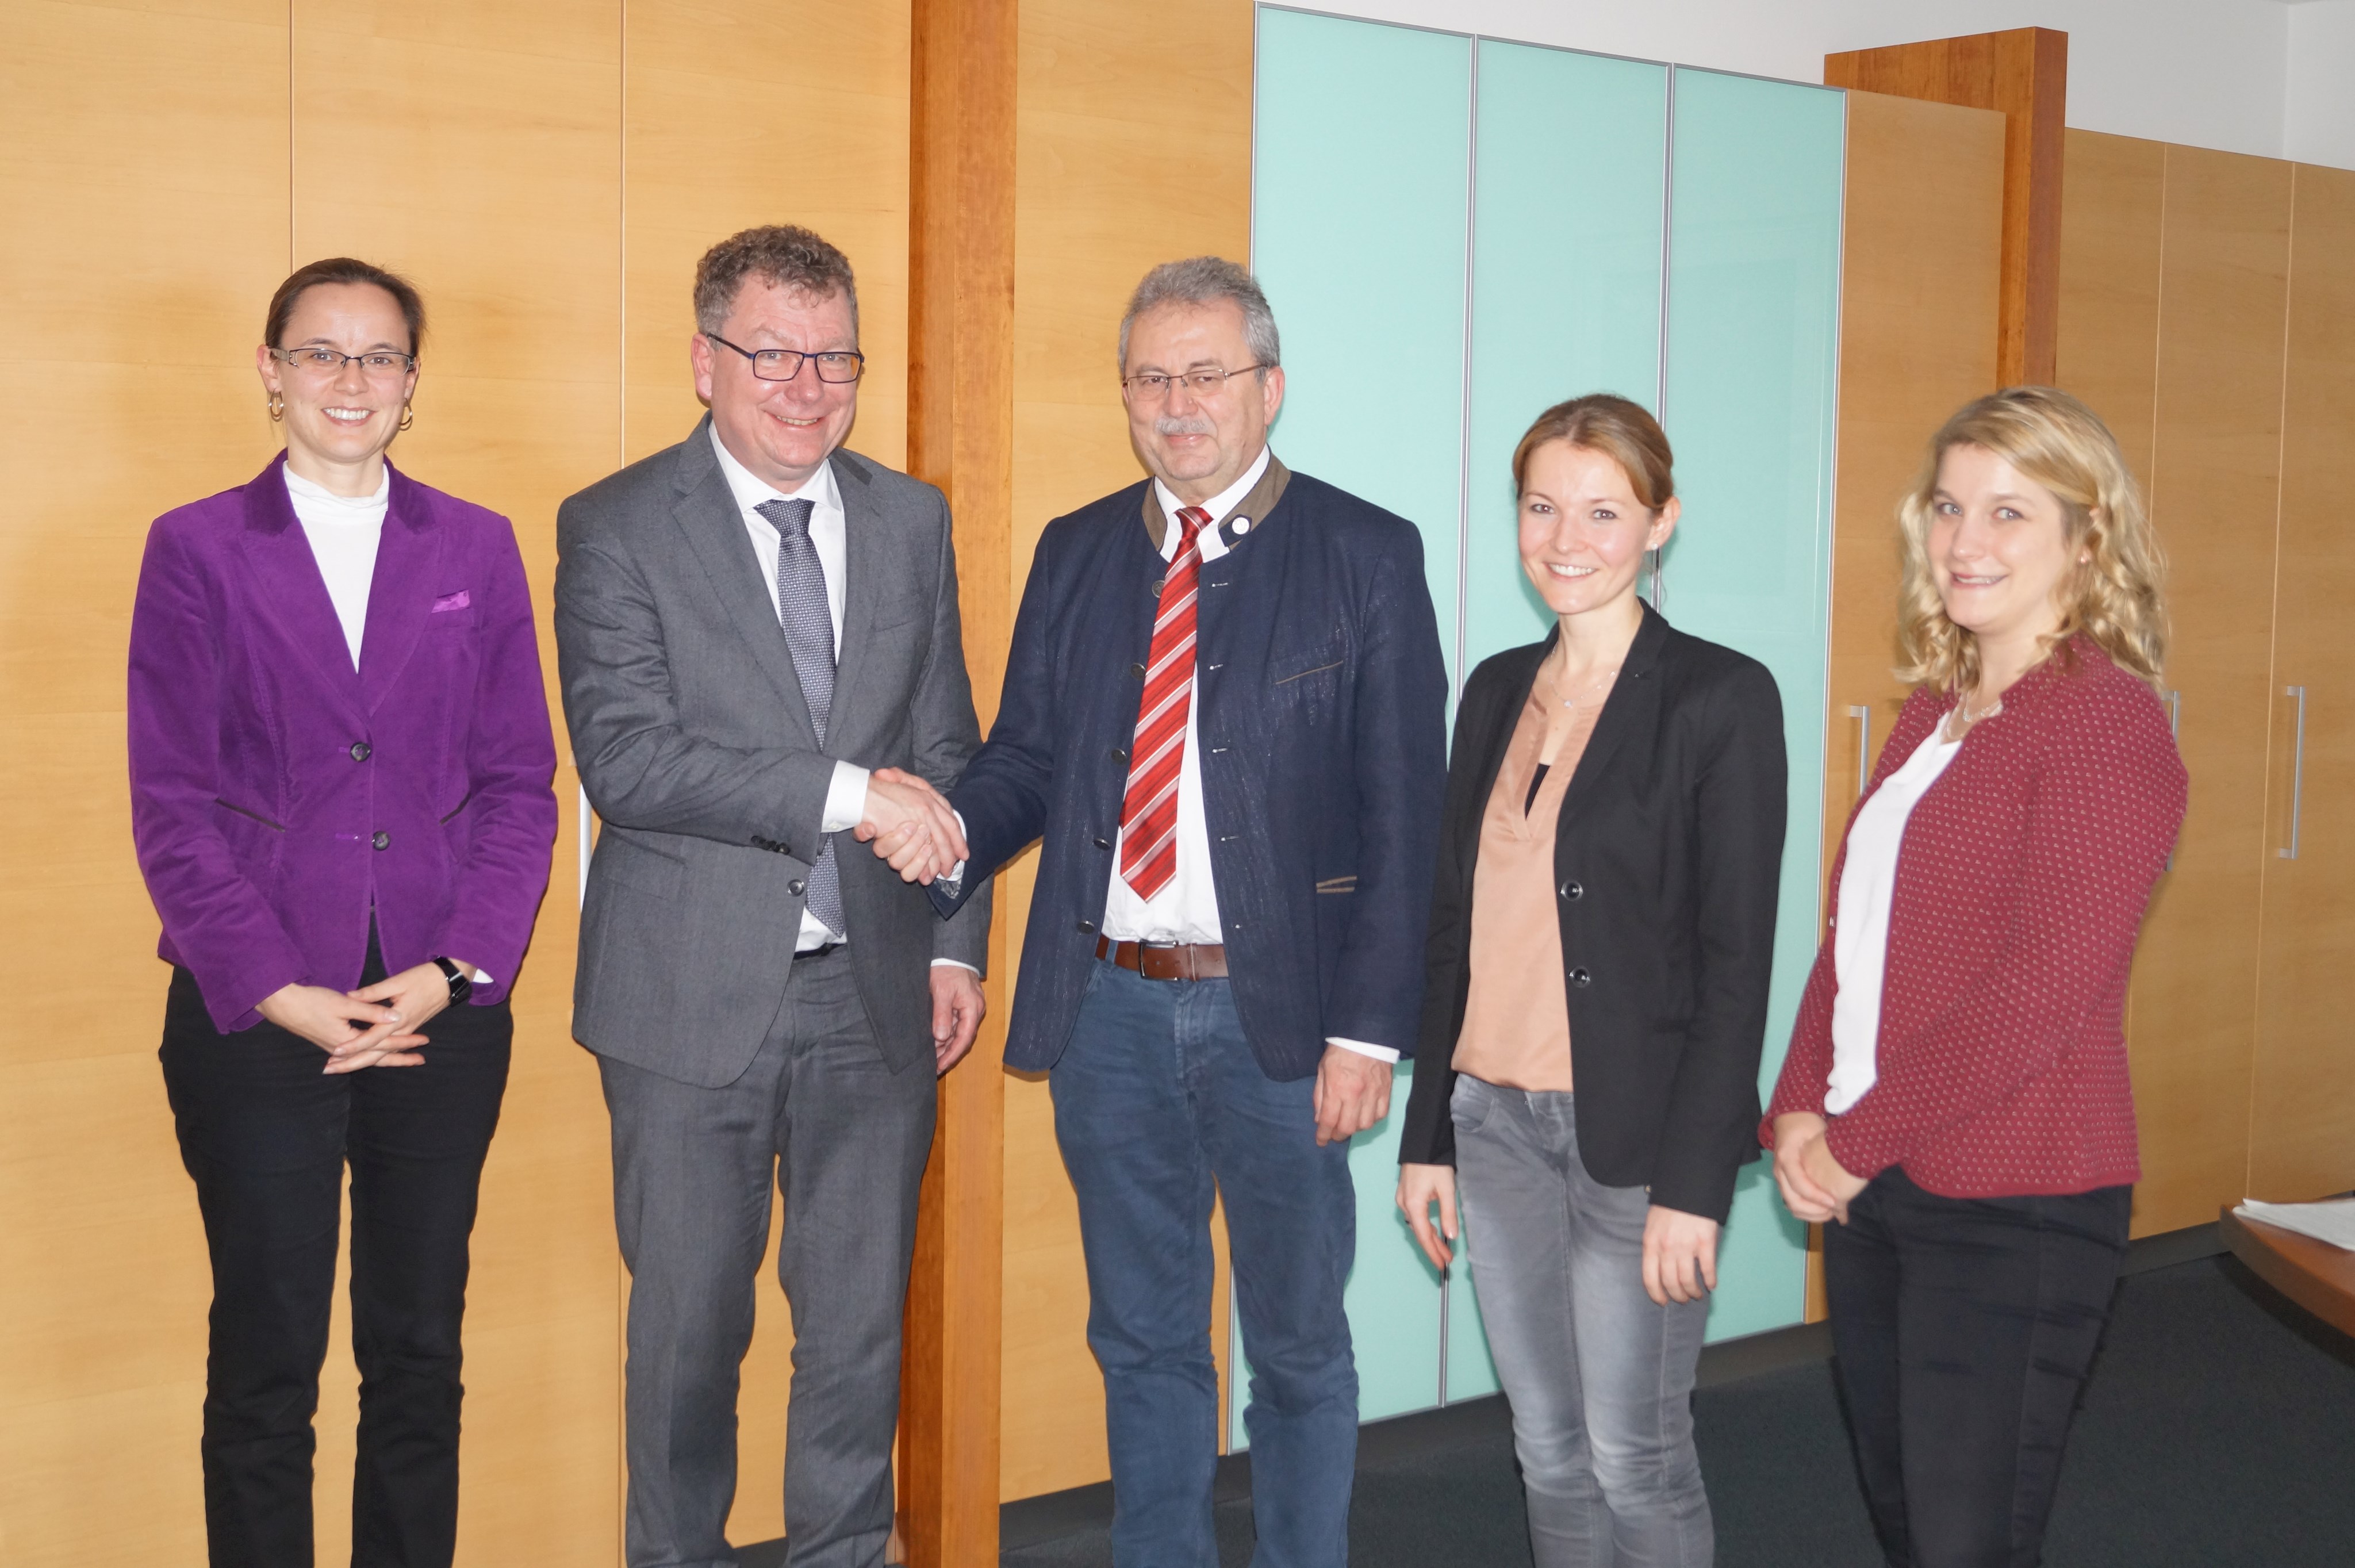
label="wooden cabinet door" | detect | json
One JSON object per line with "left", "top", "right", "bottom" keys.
{"left": 2249, "top": 164, "right": 2355, "bottom": 1203}
{"left": 2122, "top": 147, "right": 2293, "bottom": 1236}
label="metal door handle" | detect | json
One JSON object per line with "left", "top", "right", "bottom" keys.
{"left": 2280, "top": 685, "right": 2307, "bottom": 860}
{"left": 1848, "top": 706, "right": 1872, "bottom": 796}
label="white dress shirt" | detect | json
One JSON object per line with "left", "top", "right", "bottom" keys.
{"left": 286, "top": 465, "right": 387, "bottom": 670}
{"left": 709, "top": 429, "right": 974, "bottom": 971}
{"left": 1100, "top": 447, "right": 1395, "bottom": 1064}
{"left": 1826, "top": 722, "right": 1963, "bottom": 1113}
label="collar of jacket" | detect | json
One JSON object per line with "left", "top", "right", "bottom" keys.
{"left": 1140, "top": 453, "right": 1292, "bottom": 554}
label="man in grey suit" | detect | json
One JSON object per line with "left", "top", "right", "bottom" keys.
{"left": 555, "top": 225, "right": 988, "bottom": 1568}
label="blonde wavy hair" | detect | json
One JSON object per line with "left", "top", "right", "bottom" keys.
{"left": 1896, "top": 386, "right": 2167, "bottom": 694}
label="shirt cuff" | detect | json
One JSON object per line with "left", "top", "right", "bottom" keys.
{"left": 1328, "top": 1036, "right": 1400, "bottom": 1063}
{"left": 930, "top": 959, "right": 980, "bottom": 974}
{"left": 821, "top": 761, "right": 872, "bottom": 834}
{"left": 939, "top": 809, "right": 968, "bottom": 883}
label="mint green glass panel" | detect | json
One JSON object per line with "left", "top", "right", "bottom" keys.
{"left": 1462, "top": 43, "right": 1668, "bottom": 684}
{"left": 1247, "top": 7, "right": 1470, "bottom": 1442}
{"left": 1661, "top": 68, "right": 1844, "bottom": 1341}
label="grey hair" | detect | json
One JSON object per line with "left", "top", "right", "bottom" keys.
{"left": 1117, "top": 256, "right": 1282, "bottom": 373}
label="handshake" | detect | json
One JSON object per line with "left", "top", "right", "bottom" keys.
{"left": 854, "top": 767, "right": 969, "bottom": 886}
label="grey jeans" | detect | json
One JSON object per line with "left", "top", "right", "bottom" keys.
{"left": 1453, "top": 1075, "right": 1715, "bottom": 1568}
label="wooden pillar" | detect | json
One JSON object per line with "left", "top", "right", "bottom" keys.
{"left": 899, "top": 1, "right": 1016, "bottom": 1563}
{"left": 1826, "top": 28, "right": 2068, "bottom": 385}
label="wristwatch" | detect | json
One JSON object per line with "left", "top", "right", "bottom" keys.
{"left": 431, "top": 956, "right": 473, "bottom": 1006}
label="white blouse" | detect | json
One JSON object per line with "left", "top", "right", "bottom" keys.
{"left": 1826, "top": 722, "right": 1963, "bottom": 1114}
{"left": 286, "top": 466, "right": 389, "bottom": 669}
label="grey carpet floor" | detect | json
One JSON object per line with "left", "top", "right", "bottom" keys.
{"left": 995, "top": 1255, "right": 2355, "bottom": 1566}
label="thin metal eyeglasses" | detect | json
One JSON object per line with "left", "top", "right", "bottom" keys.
{"left": 269, "top": 346, "right": 416, "bottom": 377}
{"left": 705, "top": 332, "right": 867, "bottom": 384}
{"left": 1121, "top": 363, "right": 1268, "bottom": 400}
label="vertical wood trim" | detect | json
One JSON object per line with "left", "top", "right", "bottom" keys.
{"left": 1825, "top": 27, "right": 2067, "bottom": 385}
{"left": 901, "top": 1, "right": 1016, "bottom": 1561}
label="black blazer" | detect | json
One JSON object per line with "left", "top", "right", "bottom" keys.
{"left": 1397, "top": 603, "right": 1786, "bottom": 1223}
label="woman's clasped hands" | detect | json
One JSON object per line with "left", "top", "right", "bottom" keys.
{"left": 1770, "top": 1111, "right": 1869, "bottom": 1225}
{"left": 255, "top": 960, "right": 469, "bottom": 1074}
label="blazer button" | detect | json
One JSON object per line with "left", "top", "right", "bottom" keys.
{"left": 348, "top": 741, "right": 371, "bottom": 762}
{"left": 1559, "top": 879, "right": 1583, "bottom": 900}
{"left": 1130, "top": 662, "right": 1147, "bottom": 678}
{"left": 1110, "top": 747, "right": 1129, "bottom": 763}
{"left": 789, "top": 879, "right": 806, "bottom": 896}
{"left": 1093, "top": 836, "right": 1111, "bottom": 850}
{"left": 1568, "top": 967, "right": 1592, "bottom": 988}
{"left": 1076, "top": 919, "right": 1096, "bottom": 934}
{"left": 371, "top": 830, "right": 390, "bottom": 850}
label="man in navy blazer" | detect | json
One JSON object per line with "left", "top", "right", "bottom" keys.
{"left": 876, "top": 257, "right": 1447, "bottom": 1564}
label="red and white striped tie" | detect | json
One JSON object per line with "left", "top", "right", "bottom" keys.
{"left": 1119, "top": 506, "right": 1211, "bottom": 902}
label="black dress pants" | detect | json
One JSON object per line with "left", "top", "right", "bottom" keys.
{"left": 160, "top": 930, "right": 511, "bottom": 1568}
{"left": 1825, "top": 1166, "right": 2131, "bottom": 1568}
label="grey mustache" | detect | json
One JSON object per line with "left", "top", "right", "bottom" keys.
{"left": 1155, "top": 416, "right": 1217, "bottom": 436}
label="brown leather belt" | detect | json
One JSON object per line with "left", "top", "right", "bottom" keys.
{"left": 1095, "top": 936, "right": 1229, "bottom": 981}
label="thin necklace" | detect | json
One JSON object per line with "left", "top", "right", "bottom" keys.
{"left": 1546, "top": 653, "right": 1620, "bottom": 711}
{"left": 1947, "top": 689, "right": 2004, "bottom": 740}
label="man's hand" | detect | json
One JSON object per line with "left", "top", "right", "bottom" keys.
{"left": 929, "top": 964, "right": 986, "bottom": 1074}
{"left": 256, "top": 982, "right": 425, "bottom": 1072}
{"left": 1396, "top": 1162, "right": 1459, "bottom": 1270}
{"left": 854, "top": 766, "right": 968, "bottom": 884}
{"left": 1311, "top": 1045, "right": 1393, "bottom": 1147}
{"left": 1641, "top": 1205, "right": 1721, "bottom": 1306}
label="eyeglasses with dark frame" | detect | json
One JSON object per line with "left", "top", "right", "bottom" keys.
{"left": 269, "top": 346, "right": 417, "bottom": 378}
{"left": 1121, "top": 364, "right": 1269, "bottom": 400}
{"left": 705, "top": 332, "right": 868, "bottom": 384}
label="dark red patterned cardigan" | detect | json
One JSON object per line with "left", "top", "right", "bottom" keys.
{"left": 1763, "top": 639, "right": 2188, "bottom": 1198}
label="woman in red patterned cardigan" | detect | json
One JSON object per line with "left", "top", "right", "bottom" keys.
{"left": 1766, "top": 387, "right": 2187, "bottom": 1568}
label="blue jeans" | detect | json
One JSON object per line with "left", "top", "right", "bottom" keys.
{"left": 1050, "top": 960, "right": 1359, "bottom": 1567}
{"left": 1453, "top": 1076, "right": 1714, "bottom": 1568}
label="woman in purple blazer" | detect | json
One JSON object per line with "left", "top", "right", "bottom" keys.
{"left": 127, "top": 258, "right": 557, "bottom": 1567}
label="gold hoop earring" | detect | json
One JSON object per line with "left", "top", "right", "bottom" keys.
{"left": 398, "top": 403, "right": 415, "bottom": 432}
{"left": 267, "top": 391, "right": 283, "bottom": 421}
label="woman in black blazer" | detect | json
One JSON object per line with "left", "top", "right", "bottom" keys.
{"left": 1397, "top": 394, "right": 1786, "bottom": 1567}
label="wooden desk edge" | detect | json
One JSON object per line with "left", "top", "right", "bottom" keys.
{"left": 2218, "top": 1206, "right": 2355, "bottom": 1340}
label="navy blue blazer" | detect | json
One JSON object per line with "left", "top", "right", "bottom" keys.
{"left": 933, "top": 466, "right": 1449, "bottom": 1080}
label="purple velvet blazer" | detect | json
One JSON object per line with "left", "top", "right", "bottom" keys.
{"left": 128, "top": 453, "right": 558, "bottom": 1033}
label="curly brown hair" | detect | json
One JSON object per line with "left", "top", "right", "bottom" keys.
{"left": 693, "top": 225, "right": 858, "bottom": 340}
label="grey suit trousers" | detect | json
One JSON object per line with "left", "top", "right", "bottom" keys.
{"left": 600, "top": 945, "right": 936, "bottom": 1568}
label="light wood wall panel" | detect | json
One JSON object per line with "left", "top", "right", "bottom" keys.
{"left": 623, "top": 0, "right": 910, "bottom": 471}
{"left": 287, "top": 0, "right": 623, "bottom": 1558}
{"left": 2126, "top": 145, "right": 2292, "bottom": 1236}
{"left": 2056, "top": 131, "right": 2165, "bottom": 490}
{"left": 616, "top": 2, "right": 911, "bottom": 1545}
{"left": 1825, "top": 93, "right": 2004, "bottom": 868}
{"left": 0, "top": 2, "right": 288, "bottom": 1562}
{"left": 2249, "top": 164, "right": 2355, "bottom": 1204}
{"left": 998, "top": 0, "right": 1253, "bottom": 1504}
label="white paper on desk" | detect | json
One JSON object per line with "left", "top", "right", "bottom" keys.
{"left": 2234, "top": 1198, "right": 2355, "bottom": 1251}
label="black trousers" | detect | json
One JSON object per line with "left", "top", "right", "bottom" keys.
{"left": 160, "top": 930, "right": 511, "bottom": 1568}
{"left": 1825, "top": 1166, "right": 2131, "bottom": 1568}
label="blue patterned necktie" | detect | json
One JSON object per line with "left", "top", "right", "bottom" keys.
{"left": 757, "top": 496, "right": 845, "bottom": 938}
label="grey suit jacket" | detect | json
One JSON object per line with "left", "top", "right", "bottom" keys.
{"left": 554, "top": 418, "right": 991, "bottom": 1084}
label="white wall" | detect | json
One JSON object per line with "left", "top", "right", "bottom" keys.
{"left": 2287, "top": 1, "right": 2355, "bottom": 168}
{"left": 1284, "top": 0, "right": 2354, "bottom": 169}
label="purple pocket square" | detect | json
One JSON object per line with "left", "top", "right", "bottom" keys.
{"left": 431, "top": 591, "right": 471, "bottom": 613}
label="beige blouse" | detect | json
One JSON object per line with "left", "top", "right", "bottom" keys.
{"left": 1452, "top": 673, "right": 1613, "bottom": 1092}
